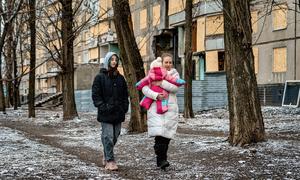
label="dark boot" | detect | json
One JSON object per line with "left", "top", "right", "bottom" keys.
{"left": 154, "top": 143, "right": 162, "bottom": 167}
{"left": 154, "top": 136, "right": 171, "bottom": 170}
{"left": 159, "top": 144, "right": 170, "bottom": 170}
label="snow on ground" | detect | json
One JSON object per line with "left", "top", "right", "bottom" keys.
{"left": 0, "top": 106, "right": 300, "bottom": 179}
{"left": 0, "top": 127, "right": 121, "bottom": 180}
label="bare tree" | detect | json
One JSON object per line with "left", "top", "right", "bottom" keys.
{"left": 0, "top": 0, "right": 23, "bottom": 113}
{"left": 222, "top": 0, "right": 265, "bottom": 146}
{"left": 13, "top": 13, "right": 29, "bottom": 108}
{"left": 184, "top": 0, "right": 194, "bottom": 118}
{"left": 113, "top": 0, "right": 147, "bottom": 132}
{"left": 28, "top": 0, "right": 36, "bottom": 117}
{"left": 56, "top": 0, "right": 78, "bottom": 120}
{"left": 33, "top": 0, "right": 97, "bottom": 120}
{"left": 5, "top": 27, "right": 13, "bottom": 107}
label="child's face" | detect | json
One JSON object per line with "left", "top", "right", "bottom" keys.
{"left": 162, "top": 56, "right": 172, "bottom": 71}
{"left": 110, "top": 55, "right": 118, "bottom": 68}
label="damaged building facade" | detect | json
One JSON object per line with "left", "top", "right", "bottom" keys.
{"left": 18, "top": 0, "right": 300, "bottom": 111}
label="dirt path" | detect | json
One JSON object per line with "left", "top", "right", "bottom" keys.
{"left": 1, "top": 108, "right": 299, "bottom": 179}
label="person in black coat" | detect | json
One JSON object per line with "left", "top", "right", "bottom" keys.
{"left": 92, "top": 52, "right": 129, "bottom": 171}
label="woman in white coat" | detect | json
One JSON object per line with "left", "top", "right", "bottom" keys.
{"left": 142, "top": 53, "right": 180, "bottom": 170}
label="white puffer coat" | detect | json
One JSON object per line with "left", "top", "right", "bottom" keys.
{"left": 142, "top": 68, "right": 180, "bottom": 139}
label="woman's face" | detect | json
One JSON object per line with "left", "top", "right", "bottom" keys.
{"left": 110, "top": 55, "right": 118, "bottom": 68}
{"left": 162, "top": 56, "right": 173, "bottom": 71}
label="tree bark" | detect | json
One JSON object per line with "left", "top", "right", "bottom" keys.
{"left": 184, "top": 0, "right": 194, "bottom": 118}
{"left": 113, "top": 0, "right": 147, "bottom": 132}
{"left": 0, "top": 52, "right": 5, "bottom": 113}
{"left": 28, "top": 0, "right": 36, "bottom": 117}
{"left": 5, "top": 31, "right": 13, "bottom": 107}
{"left": 12, "top": 37, "right": 18, "bottom": 110}
{"left": 222, "top": 0, "right": 265, "bottom": 146}
{"left": 0, "top": 0, "right": 22, "bottom": 113}
{"left": 60, "top": 0, "right": 78, "bottom": 120}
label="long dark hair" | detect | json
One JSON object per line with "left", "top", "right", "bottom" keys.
{"left": 107, "top": 55, "right": 119, "bottom": 77}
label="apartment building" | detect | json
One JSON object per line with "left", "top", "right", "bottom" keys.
{"left": 18, "top": 0, "right": 300, "bottom": 110}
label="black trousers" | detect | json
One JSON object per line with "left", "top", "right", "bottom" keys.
{"left": 154, "top": 136, "right": 170, "bottom": 165}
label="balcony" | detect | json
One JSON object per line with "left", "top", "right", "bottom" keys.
{"left": 48, "top": 67, "right": 61, "bottom": 73}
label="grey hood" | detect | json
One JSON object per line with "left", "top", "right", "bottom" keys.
{"left": 103, "top": 52, "right": 119, "bottom": 70}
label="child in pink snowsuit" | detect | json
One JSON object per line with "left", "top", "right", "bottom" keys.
{"left": 136, "top": 57, "right": 185, "bottom": 114}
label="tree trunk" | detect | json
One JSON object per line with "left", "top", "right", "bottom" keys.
{"left": 5, "top": 32, "right": 13, "bottom": 107}
{"left": 61, "top": 0, "right": 78, "bottom": 120}
{"left": 222, "top": 0, "right": 265, "bottom": 146}
{"left": 113, "top": 0, "right": 147, "bottom": 132}
{"left": 184, "top": 0, "right": 194, "bottom": 118}
{"left": 0, "top": 0, "right": 21, "bottom": 113}
{"left": 0, "top": 53, "right": 5, "bottom": 113}
{"left": 28, "top": 0, "right": 36, "bottom": 117}
{"left": 0, "top": 14, "right": 6, "bottom": 112}
{"left": 12, "top": 37, "right": 18, "bottom": 110}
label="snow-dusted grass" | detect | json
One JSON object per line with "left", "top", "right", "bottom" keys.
{"left": 0, "top": 127, "right": 121, "bottom": 179}
{"left": 0, "top": 106, "right": 299, "bottom": 179}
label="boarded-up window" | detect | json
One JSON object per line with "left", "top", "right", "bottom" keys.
{"left": 99, "top": 1, "right": 107, "bottom": 19}
{"left": 273, "top": 47, "right": 287, "bottom": 72}
{"left": 140, "top": 9, "right": 147, "bottom": 29}
{"left": 90, "top": 25, "right": 98, "bottom": 37}
{"left": 99, "top": 22, "right": 109, "bottom": 35}
{"left": 89, "top": 48, "right": 98, "bottom": 60}
{"left": 272, "top": 4, "right": 287, "bottom": 30}
{"left": 253, "top": 47, "right": 259, "bottom": 74}
{"left": 197, "top": 17, "right": 205, "bottom": 52}
{"left": 153, "top": 4, "right": 160, "bottom": 26}
{"left": 131, "top": 12, "right": 135, "bottom": 30}
{"left": 205, "top": 51, "right": 218, "bottom": 72}
{"left": 168, "top": 0, "right": 185, "bottom": 15}
{"left": 99, "top": 0, "right": 112, "bottom": 19}
{"left": 129, "top": 0, "right": 135, "bottom": 5}
{"left": 251, "top": 11, "right": 258, "bottom": 33}
{"left": 107, "top": 0, "right": 112, "bottom": 8}
{"left": 206, "top": 15, "right": 224, "bottom": 36}
{"left": 137, "top": 36, "right": 147, "bottom": 56}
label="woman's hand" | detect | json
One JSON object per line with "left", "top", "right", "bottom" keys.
{"left": 157, "top": 93, "right": 165, "bottom": 100}
{"left": 152, "top": 80, "right": 162, "bottom": 86}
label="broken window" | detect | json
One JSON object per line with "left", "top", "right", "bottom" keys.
{"left": 218, "top": 51, "right": 225, "bottom": 71}
{"left": 205, "top": 51, "right": 225, "bottom": 72}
